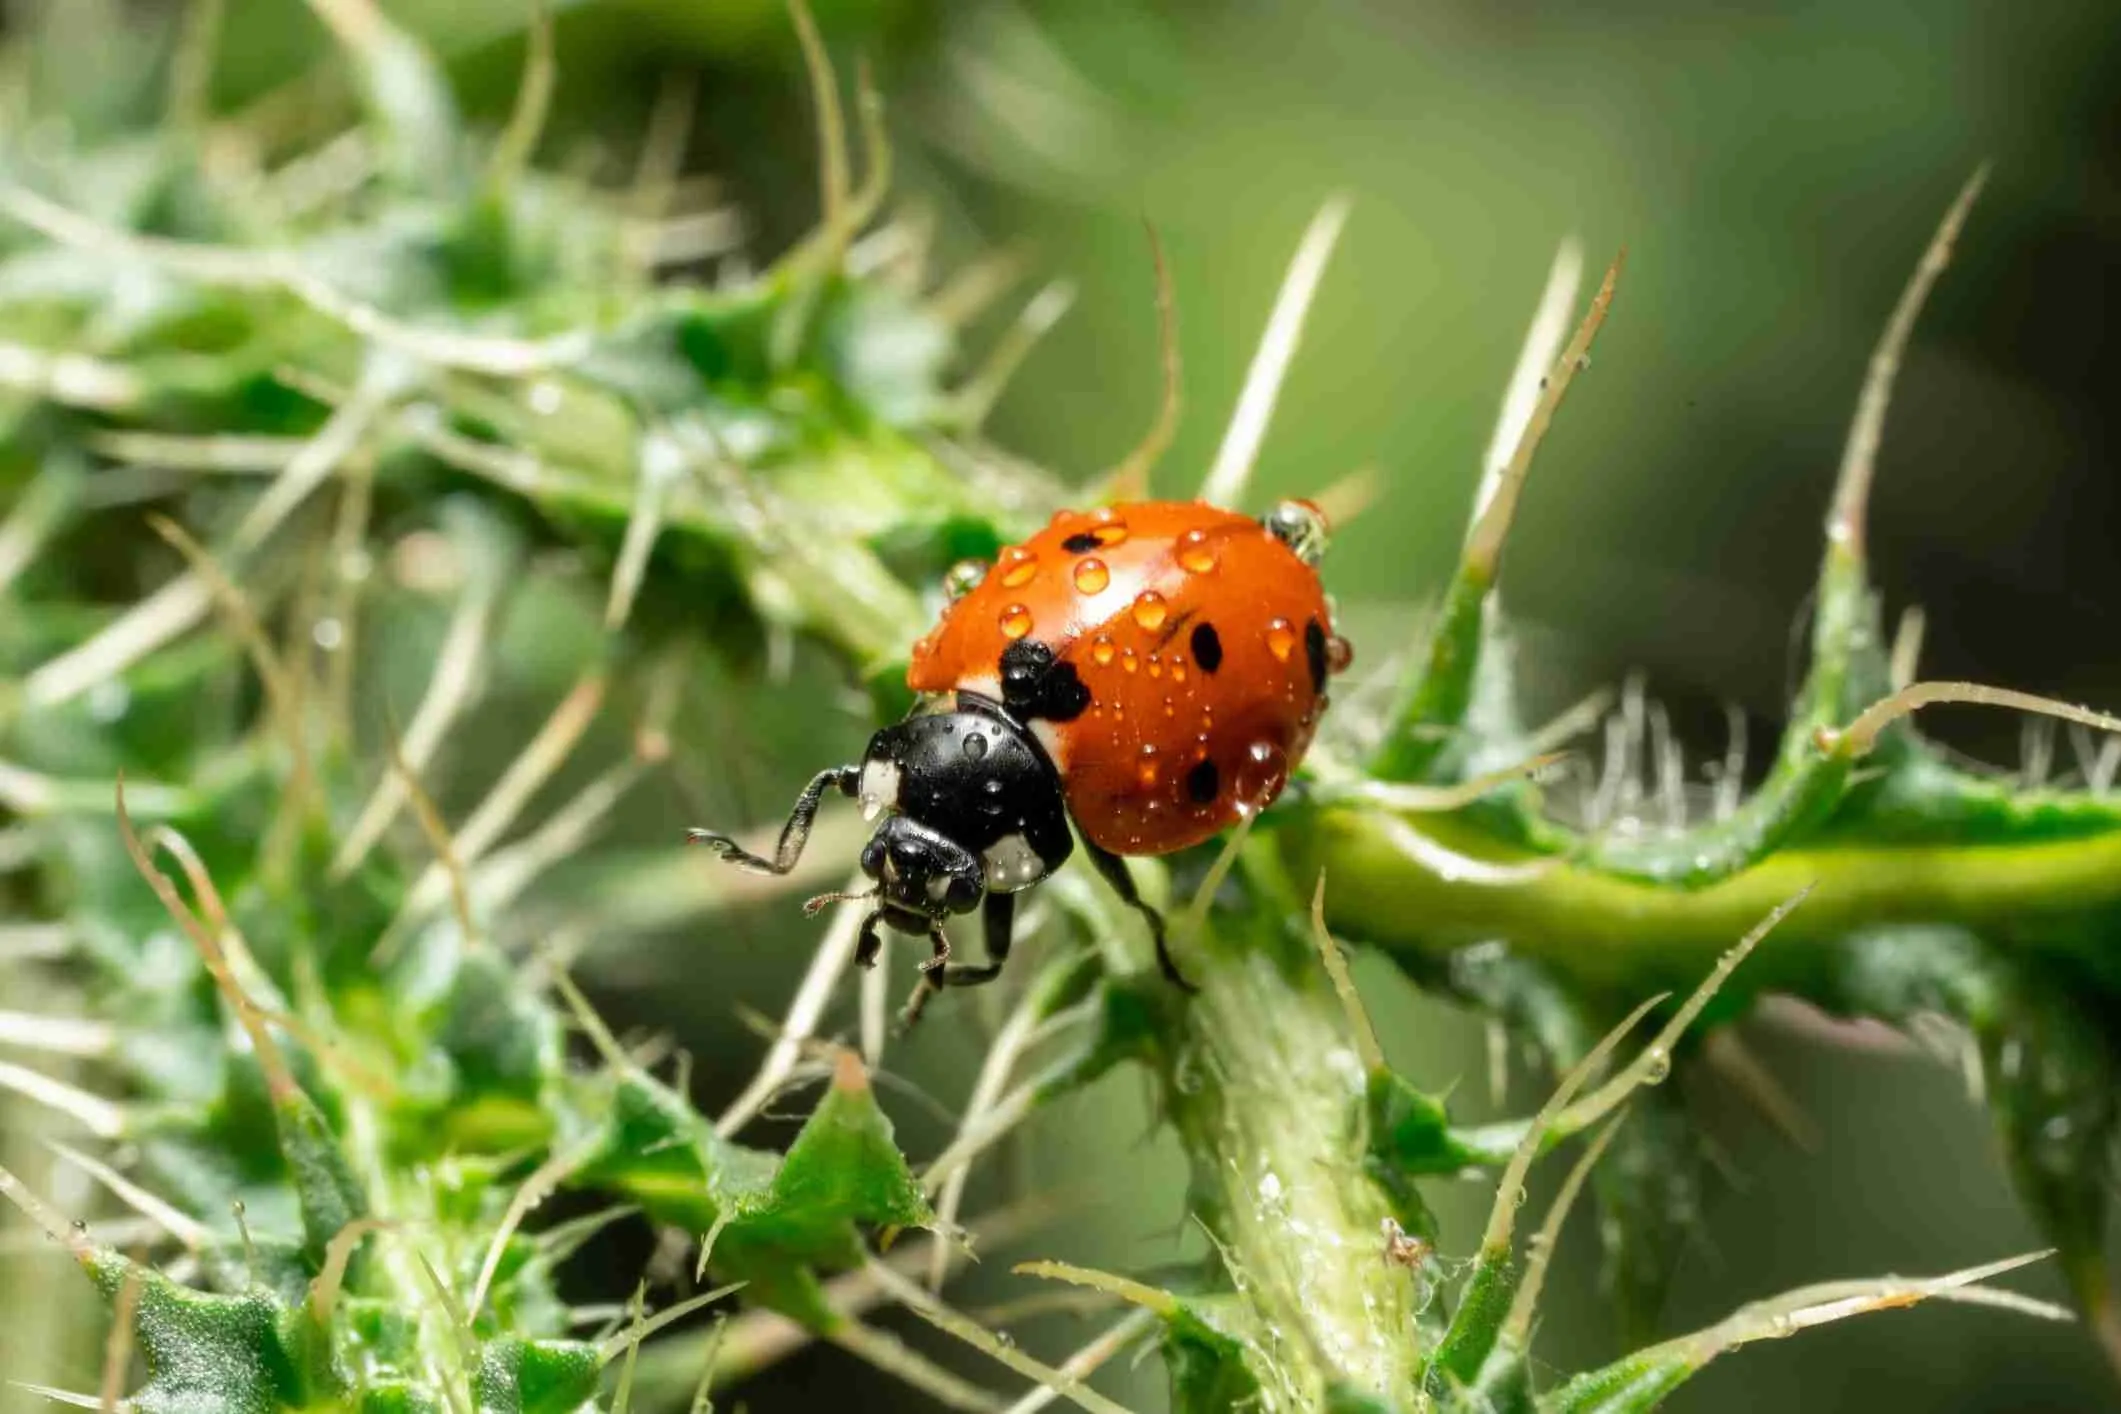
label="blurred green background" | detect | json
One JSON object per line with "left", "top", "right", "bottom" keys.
{"left": 5, "top": 0, "right": 2120, "bottom": 1409}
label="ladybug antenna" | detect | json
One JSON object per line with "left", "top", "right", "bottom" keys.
{"left": 802, "top": 886, "right": 876, "bottom": 916}
{"left": 1101, "top": 218, "right": 1181, "bottom": 503}
{"left": 1198, "top": 195, "right": 1350, "bottom": 510}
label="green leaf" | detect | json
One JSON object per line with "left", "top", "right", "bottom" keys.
{"left": 471, "top": 1336, "right": 602, "bottom": 1414}
{"left": 1162, "top": 1303, "right": 1263, "bottom": 1414}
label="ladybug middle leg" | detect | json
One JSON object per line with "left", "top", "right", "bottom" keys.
{"left": 687, "top": 764, "right": 859, "bottom": 874}
{"left": 1081, "top": 839, "right": 1197, "bottom": 993}
{"left": 937, "top": 891, "right": 1015, "bottom": 989}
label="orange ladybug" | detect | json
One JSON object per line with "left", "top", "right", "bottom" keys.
{"left": 689, "top": 498, "right": 1350, "bottom": 1010}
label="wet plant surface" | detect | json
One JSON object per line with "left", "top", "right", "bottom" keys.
{"left": 2, "top": 3, "right": 2119, "bottom": 1411}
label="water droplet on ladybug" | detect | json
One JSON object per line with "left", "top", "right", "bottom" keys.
{"left": 999, "top": 547, "right": 1039, "bottom": 588}
{"left": 963, "top": 732, "right": 988, "bottom": 760}
{"left": 1265, "top": 618, "right": 1296, "bottom": 662}
{"left": 1121, "top": 648, "right": 1139, "bottom": 674}
{"left": 1091, "top": 635, "right": 1116, "bottom": 666}
{"left": 1137, "top": 744, "right": 1161, "bottom": 788}
{"left": 999, "top": 604, "right": 1033, "bottom": 639}
{"left": 1328, "top": 634, "right": 1355, "bottom": 674}
{"left": 1073, "top": 558, "right": 1110, "bottom": 594}
{"left": 1235, "top": 739, "right": 1289, "bottom": 808}
{"left": 943, "top": 558, "right": 987, "bottom": 600}
{"left": 1177, "top": 529, "right": 1218, "bottom": 574}
{"left": 1171, "top": 661, "right": 1188, "bottom": 683}
{"left": 1148, "top": 655, "right": 1163, "bottom": 679}
{"left": 1132, "top": 591, "right": 1169, "bottom": 631}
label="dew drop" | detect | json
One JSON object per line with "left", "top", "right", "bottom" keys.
{"left": 1121, "top": 648, "right": 1139, "bottom": 674}
{"left": 1641, "top": 1046, "right": 1672, "bottom": 1084}
{"left": 999, "top": 547, "right": 1039, "bottom": 588}
{"left": 1235, "top": 739, "right": 1289, "bottom": 808}
{"left": 1073, "top": 558, "right": 1110, "bottom": 594}
{"left": 1171, "top": 661, "right": 1188, "bottom": 683}
{"left": 1132, "top": 591, "right": 1170, "bottom": 631}
{"left": 1137, "top": 744, "right": 1161, "bottom": 789}
{"left": 999, "top": 604, "right": 1033, "bottom": 640}
{"left": 1177, "top": 528, "right": 1218, "bottom": 574}
{"left": 1328, "top": 634, "right": 1354, "bottom": 674}
{"left": 962, "top": 732, "right": 988, "bottom": 760}
{"left": 1265, "top": 617, "right": 1296, "bottom": 662}
{"left": 943, "top": 558, "right": 987, "bottom": 599}
{"left": 1148, "top": 655, "right": 1163, "bottom": 679}
{"left": 1091, "top": 635, "right": 1116, "bottom": 666}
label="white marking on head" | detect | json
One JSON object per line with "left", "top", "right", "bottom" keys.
{"left": 859, "top": 758, "right": 901, "bottom": 821}
{"left": 982, "top": 833, "right": 1047, "bottom": 892}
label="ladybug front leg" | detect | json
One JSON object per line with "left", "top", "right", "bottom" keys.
{"left": 898, "top": 893, "right": 1017, "bottom": 1027}
{"left": 686, "top": 764, "right": 859, "bottom": 874}
{"left": 854, "top": 910, "right": 886, "bottom": 969}
{"left": 1081, "top": 839, "right": 1197, "bottom": 993}
{"left": 897, "top": 919, "right": 954, "bottom": 1030}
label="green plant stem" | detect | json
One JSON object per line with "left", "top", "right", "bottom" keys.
{"left": 1158, "top": 925, "right": 1424, "bottom": 1408}
{"left": 1299, "top": 808, "right": 2121, "bottom": 993}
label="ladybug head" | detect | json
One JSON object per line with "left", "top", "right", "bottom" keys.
{"left": 1262, "top": 498, "right": 1330, "bottom": 567}
{"left": 858, "top": 814, "right": 985, "bottom": 930}
{"left": 844, "top": 698, "right": 1076, "bottom": 935}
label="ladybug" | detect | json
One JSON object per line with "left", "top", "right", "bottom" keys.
{"left": 689, "top": 497, "right": 1350, "bottom": 1011}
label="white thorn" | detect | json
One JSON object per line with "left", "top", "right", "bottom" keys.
{"left": 1198, "top": 196, "right": 1351, "bottom": 509}
{"left": 1473, "top": 238, "right": 1584, "bottom": 525}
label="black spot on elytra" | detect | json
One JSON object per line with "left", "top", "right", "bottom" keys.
{"left": 1061, "top": 531, "right": 1102, "bottom": 554}
{"left": 1304, "top": 618, "right": 1329, "bottom": 694}
{"left": 1190, "top": 622, "right": 1224, "bottom": 673}
{"left": 1186, "top": 758, "right": 1220, "bottom": 804}
{"left": 999, "top": 640, "right": 1092, "bottom": 723}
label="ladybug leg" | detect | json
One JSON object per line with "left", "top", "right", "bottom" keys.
{"left": 686, "top": 764, "right": 859, "bottom": 873}
{"left": 897, "top": 919, "right": 956, "bottom": 1030}
{"left": 854, "top": 910, "right": 886, "bottom": 969}
{"left": 1081, "top": 839, "right": 1198, "bottom": 993}
{"left": 941, "top": 891, "right": 1015, "bottom": 989}
{"left": 918, "top": 918, "right": 953, "bottom": 976}
{"left": 896, "top": 895, "right": 1016, "bottom": 1028}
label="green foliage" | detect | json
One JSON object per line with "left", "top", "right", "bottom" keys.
{"left": 0, "top": 4, "right": 2115, "bottom": 1413}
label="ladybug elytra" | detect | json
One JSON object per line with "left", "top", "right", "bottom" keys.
{"left": 689, "top": 497, "right": 1350, "bottom": 1016}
